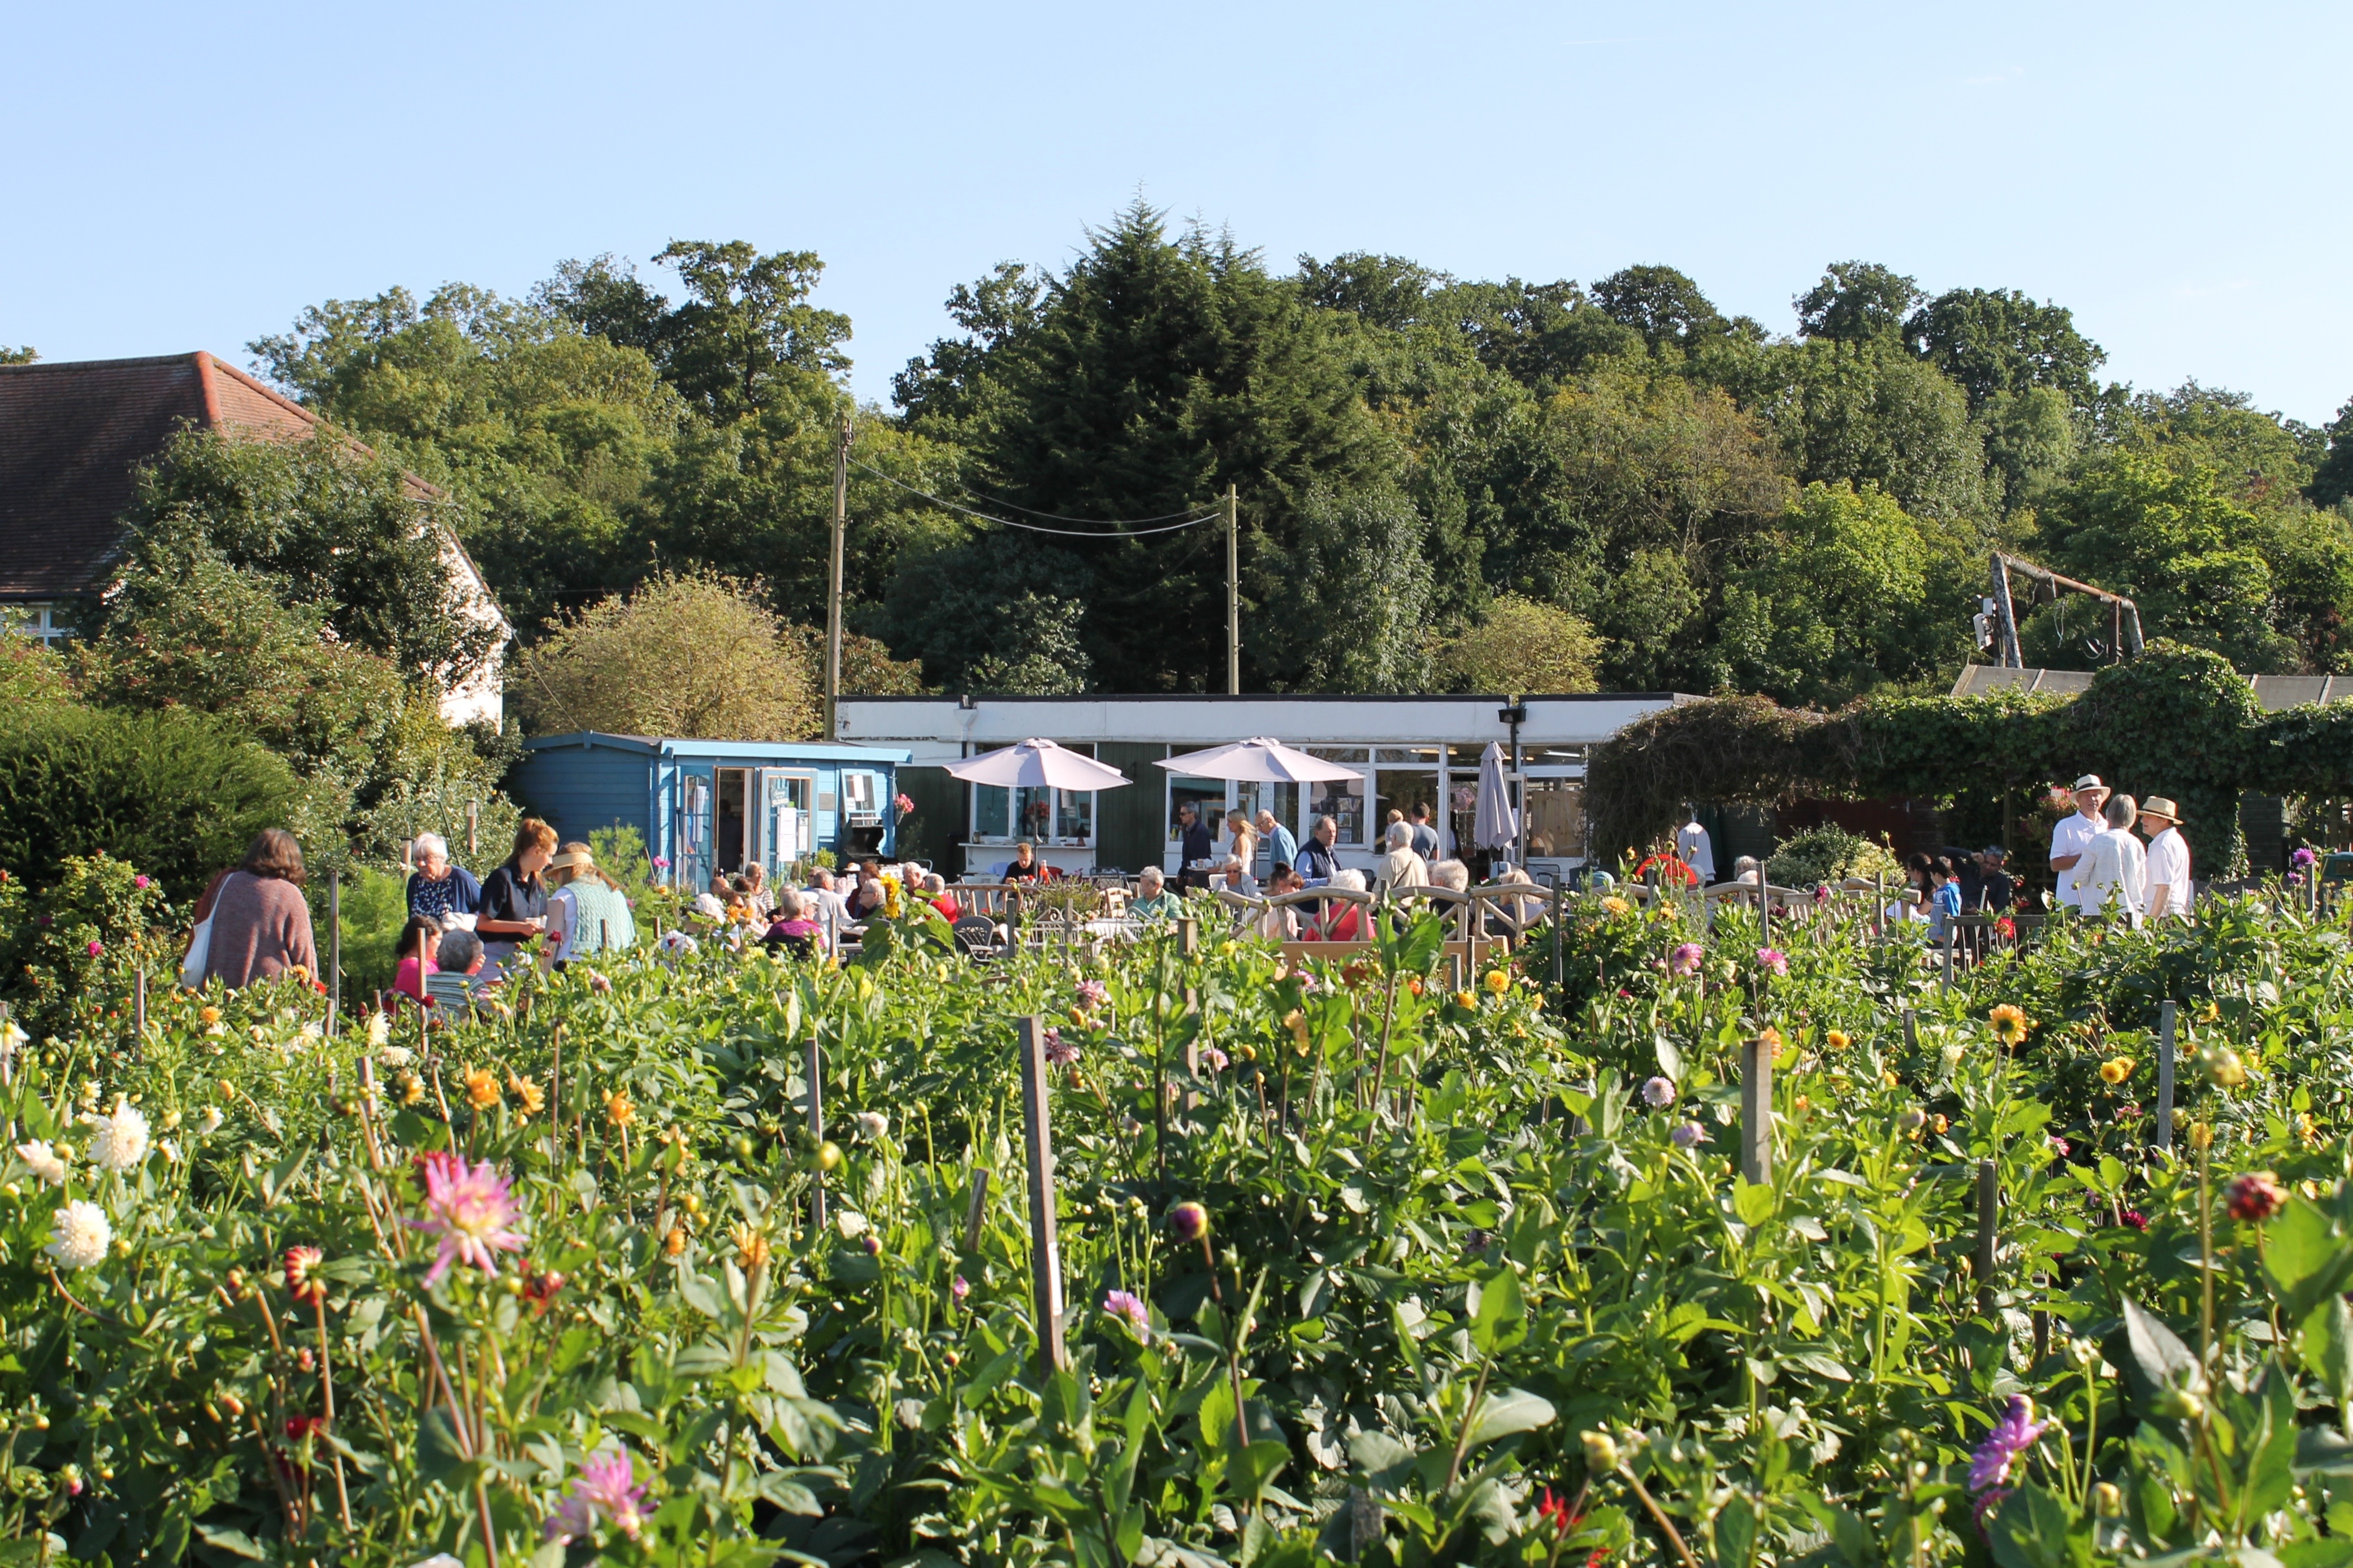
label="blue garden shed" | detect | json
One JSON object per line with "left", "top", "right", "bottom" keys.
{"left": 514, "top": 732, "right": 911, "bottom": 892}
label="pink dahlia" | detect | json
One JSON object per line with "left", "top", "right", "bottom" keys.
{"left": 1667, "top": 942, "right": 1703, "bottom": 976}
{"left": 410, "top": 1152, "right": 526, "bottom": 1285}
{"left": 1756, "top": 948, "right": 1789, "bottom": 976}
{"left": 1102, "top": 1288, "right": 1151, "bottom": 1339}
{"left": 545, "top": 1447, "right": 647, "bottom": 1543}
{"left": 1968, "top": 1396, "right": 2046, "bottom": 1493}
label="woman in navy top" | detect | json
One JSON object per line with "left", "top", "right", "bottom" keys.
{"left": 405, "top": 832, "right": 483, "bottom": 923}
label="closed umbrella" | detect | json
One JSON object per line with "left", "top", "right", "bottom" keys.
{"left": 1154, "top": 738, "right": 1360, "bottom": 783}
{"left": 1473, "top": 741, "right": 1519, "bottom": 852}
{"left": 945, "top": 738, "right": 1132, "bottom": 791}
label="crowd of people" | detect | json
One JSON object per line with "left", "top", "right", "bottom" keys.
{"left": 175, "top": 767, "right": 2212, "bottom": 1019}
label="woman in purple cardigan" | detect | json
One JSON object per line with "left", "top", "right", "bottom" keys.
{"left": 197, "top": 829, "right": 319, "bottom": 990}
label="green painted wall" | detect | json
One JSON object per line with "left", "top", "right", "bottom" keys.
{"left": 1096, "top": 742, "right": 1169, "bottom": 874}
{"left": 895, "top": 766, "right": 963, "bottom": 870}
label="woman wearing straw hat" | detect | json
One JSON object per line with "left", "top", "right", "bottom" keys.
{"left": 2139, "top": 797, "right": 2192, "bottom": 920}
{"left": 543, "top": 841, "right": 638, "bottom": 970}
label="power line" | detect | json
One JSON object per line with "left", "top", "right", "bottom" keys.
{"left": 850, "top": 458, "right": 1221, "bottom": 538}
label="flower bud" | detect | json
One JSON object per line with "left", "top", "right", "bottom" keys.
{"left": 2156, "top": 1385, "right": 2205, "bottom": 1419}
{"left": 2092, "top": 1482, "right": 2122, "bottom": 1516}
{"left": 816, "top": 1141, "right": 843, "bottom": 1172}
{"left": 1580, "top": 1430, "right": 1621, "bottom": 1473}
{"left": 1167, "top": 1201, "right": 1210, "bottom": 1244}
{"left": 2189, "top": 1122, "right": 2214, "bottom": 1152}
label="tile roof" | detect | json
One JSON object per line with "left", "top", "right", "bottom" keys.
{"left": 1953, "top": 664, "right": 2353, "bottom": 710}
{"left": 0, "top": 351, "right": 445, "bottom": 603}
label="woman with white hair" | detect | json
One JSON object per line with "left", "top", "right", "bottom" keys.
{"left": 405, "top": 831, "right": 483, "bottom": 926}
{"left": 1318, "top": 868, "right": 1370, "bottom": 941}
{"left": 1372, "top": 820, "right": 1429, "bottom": 899}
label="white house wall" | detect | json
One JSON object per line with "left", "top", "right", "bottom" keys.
{"left": 835, "top": 694, "right": 1685, "bottom": 763}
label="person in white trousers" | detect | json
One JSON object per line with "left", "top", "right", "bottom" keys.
{"left": 2051, "top": 774, "right": 2109, "bottom": 911}
{"left": 2139, "top": 797, "right": 2192, "bottom": 919}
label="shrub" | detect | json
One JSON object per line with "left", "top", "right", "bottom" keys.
{"left": 0, "top": 853, "right": 174, "bottom": 1036}
{"left": 1766, "top": 823, "right": 1905, "bottom": 887}
{"left": 0, "top": 706, "right": 299, "bottom": 901}
{"left": 329, "top": 863, "right": 413, "bottom": 1000}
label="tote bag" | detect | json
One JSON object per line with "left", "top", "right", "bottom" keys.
{"left": 178, "top": 914, "right": 214, "bottom": 989}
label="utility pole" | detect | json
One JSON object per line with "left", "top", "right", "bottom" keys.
{"left": 825, "top": 413, "right": 851, "bottom": 740}
{"left": 1225, "top": 483, "right": 1240, "bottom": 695}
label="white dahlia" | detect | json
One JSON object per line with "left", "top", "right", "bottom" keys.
{"left": 85, "top": 1100, "right": 151, "bottom": 1173}
{"left": 46, "top": 1200, "right": 111, "bottom": 1270}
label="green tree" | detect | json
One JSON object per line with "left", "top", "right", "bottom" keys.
{"left": 1592, "top": 264, "right": 1749, "bottom": 353}
{"left": 2107, "top": 382, "right": 2324, "bottom": 507}
{"left": 119, "top": 427, "right": 505, "bottom": 695}
{"left": 1706, "top": 481, "right": 1972, "bottom": 705}
{"left": 1795, "top": 261, "right": 1923, "bottom": 345}
{"left": 1426, "top": 593, "right": 1600, "bottom": 694}
{"left": 1723, "top": 338, "right": 1986, "bottom": 521}
{"left": 0, "top": 345, "right": 34, "bottom": 365}
{"left": 2039, "top": 452, "right": 2295, "bottom": 671}
{"left": 899, "top": 202, "right": 1403, "bottom": 692}
{"left": 2313, "top": 397, "right": 2353, "bottom": 509}
{"left": 882, "top": 533, "right": 1095, "bottom": 694}
{"left": 643, "top": 241, "right": 851, "bottom": 424}
{"left": 251, "top": 282, "right": 682, "bottom": 634}
{"left": 1256, "top": 485, "right": 1435, "bottom": 692}
{"left": 511, "top": 570, "right": 820, "bottom": 739}
{"left": 1904, "top": 286, "right": 2106, "bottom": 414}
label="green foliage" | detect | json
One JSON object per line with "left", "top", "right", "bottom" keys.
{"left": 511, "top": 570, "right": 820, "bottom": 739}
{"left": 0, "top": 853, "right": 174, "bottom": 1037}
{"left": 1425, "top": 592, "right": 1600, "bottom": 696}
{"left": 329, "top": 862, "right": 411, "bottom": 998}
{"left": 1763, "top": 823, "right": 1906, "bottom": 887}
{"left": 116, "top": 426, "right": 504, "bottom": 690}
{"left": 12, "top": 879, "right": 2353, "bottom": 1561}
{"left": 73, "top": 535, "right": 515, "bottom": 863}
{"left": 1708, "top": 481, "right": 1974, "bottom": 705}
{"left": 1260, "top": 485, "right": 1436, "bottom": 692}
{"left": 1591, "top": 643, "right": 2267, "bottom": 874}
{"left": 0, "top": 705, "right": 295, "bottom": 901}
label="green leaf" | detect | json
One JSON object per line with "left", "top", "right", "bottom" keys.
{"left": 1463, "top": 1388, "right": 1555, "bottom": 1448}
{"left": 1734, "top": 1179, "right": 1774, "bottom": 1228}
{"left": 2121, "top": 1296, "right": 2199, "bottom": 1395}
{"left": 2267, "top": 1197, "right": 2353, "bottom": 1321}
{"left": 193, "top": 1524, "right": 265, "bottom": 1560}
{"left": 1471, "top": 1269, "right": 1526, "bottom": 1355}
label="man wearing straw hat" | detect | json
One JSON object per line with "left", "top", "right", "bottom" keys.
{"left": 2051, "top": 774, "right": 2109, "bottom": 913}
{"left": 2139, "top": 797, "right": 2192, "bottom": 920}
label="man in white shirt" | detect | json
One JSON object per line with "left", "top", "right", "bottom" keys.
{"left": 1676, "top": 808, "right": 1717, "bottom": 884}
{"left": 2139, "top": 797, "right": 2192, "bottom": 919}
{"left": 2078, "top": 794, "right": 2148, "bottom": 922}
{"left": 2051, "top": 775, "right": 2109, "bottom": 911}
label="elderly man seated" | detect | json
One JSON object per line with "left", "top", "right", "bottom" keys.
{"left": 1129, "top": 866, "right": 1185, "bottom": 919}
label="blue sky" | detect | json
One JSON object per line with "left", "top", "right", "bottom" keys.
{"left": 7, "top": 1, "right": 2347, "bottom": 424}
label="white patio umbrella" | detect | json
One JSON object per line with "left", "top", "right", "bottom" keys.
{"left": 1152, "top": 737, "right": 1361, "bottom": 783}
{"left": 944, "top": 737, "right": 1132, "bottom": 791}
{"left": 1472, "top": 740, "right": 1519, "bottom": 852}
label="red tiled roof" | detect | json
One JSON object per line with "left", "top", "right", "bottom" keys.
{"left": 0, "top": 351, "right": 444, "bottom": 602}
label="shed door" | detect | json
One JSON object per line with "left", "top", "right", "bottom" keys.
{"left": 675, "top": 765, "right": 715, "bottom": 894}
{"left": 760, "top": 770, "right": 814, "bottom": 878}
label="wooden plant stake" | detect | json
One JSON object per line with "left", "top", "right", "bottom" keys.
{"left": 806, "top": 1033, "right": 828, "bottom": 1230}
{"left": 1940, "top": 927, "right": 1956, "bottom": 992}
{"left": 1177, "top": 917, "right": 1201, "bottom": 1106}
{"left": 1016, "top": 1016, "right": 1069, "bottom": 1374}
{"left": 1738, "top": 1033, "right": 1773, "bottom": 1184}
{"left": 328, "top": 869, "right": 341, "bottom": 1036}
{"left": 964, "top": 1167, "right": 993, "bottom": 1253}
{"left": 1, "top": 1001, "right": 12, "bottom": 1087}
{"left": 1901, "top": 1007, "right": 1918, "bottom": 1057}
{"left": 2153, "top": 1000, "right": 2177, "bottom": 1154}
{"left": 134, "top": 965, "right": 147, "bottom": 1046}
{"left": 1974, "top": 1158, "right": 2000, "bottom": 1314}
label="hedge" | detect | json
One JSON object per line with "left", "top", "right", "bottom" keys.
{"left": 1589, "top": 642, "right": 2353, "bottom": 877}
{"left": 0, "top": 705, "right": 299, "bottom": 902}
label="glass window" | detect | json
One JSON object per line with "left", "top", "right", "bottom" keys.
{"left": 1524, "top": 778, "right": 1587, "bottom": 859}
{"left": 1303, "top": 777, "right": 1365, "bottom": 845}
{"left": 972, "top": 784, "right": 1011, "bottom": 841}
{"left": 1377, "top": 746, "right": 1443, "bottom": 765}
{"left": 1376, "top": 770, "right": 1438, "bottom": 846}
{"left": 1234, "top": 781, "right": 1300, "bottom": 842}
{"left": 1167, "top": 778, "right": 1227, "bottom": 845}
{"left": 1014, "top": 787, "right": 1055, "bottom": 844}
{"left": 1054, "top": 790, "right": 1094, "bottom": 843}
{"left": 1306, "top": 747, "right": 1368, "bottom": 763}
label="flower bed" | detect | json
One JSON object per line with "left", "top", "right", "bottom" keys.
{"left": 2, "top": 890, "right": 2351, "bottom": 1562}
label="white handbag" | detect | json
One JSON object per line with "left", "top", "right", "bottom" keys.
{"left": 177, "top": 914, "right": 214, "bottom": 990}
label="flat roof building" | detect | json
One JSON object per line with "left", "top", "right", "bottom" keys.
{"left": 834, "top": 692, "right": 1689, "bottom": 880}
